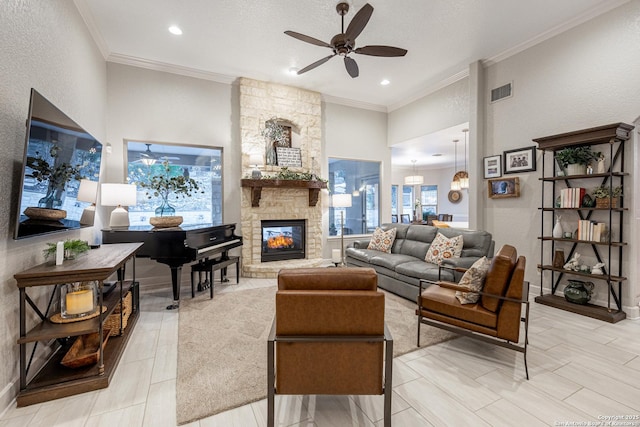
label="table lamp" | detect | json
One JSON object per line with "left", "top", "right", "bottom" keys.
{"left": 77, "top": 179, "right": 99, "bottom": 225}
{"left": 101, "top": 183, "right": 137, "bottom": 228}
{"left": 332, "top": 193, "right": 352, "bottom": 267}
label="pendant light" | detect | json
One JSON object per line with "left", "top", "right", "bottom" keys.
{"left": 450, "top": 140, "right": 461, "bottom": 191}
{"left": 460, "top": 129, "right": 469, "bottom": 189}
{"left": 404, "top": 159, "right": 424, "bottom": 185}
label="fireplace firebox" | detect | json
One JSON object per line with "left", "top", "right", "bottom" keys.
{"left": 261, "top": 220, "right": 306, "bottom": 262}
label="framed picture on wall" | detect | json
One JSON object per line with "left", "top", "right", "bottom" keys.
{"left": 503, "top": 146, "right": 536, "bottom": 174}
{"left": 483, "top": 155, "right": 502, "bottom": 179}
{"left": 488, "top": 177, "right": 521, "bottom": 199}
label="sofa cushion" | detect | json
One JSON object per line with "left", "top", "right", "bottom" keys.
{"left": 424, "top": 233, "right": 463, "bottom": 264}
{"left": 367, "top": 227, "right": 396, "bottom": 253}
{"left": 455, "top": 256, "right": 491, "bottom": 304}
{"left": 397, "top": 225, "right": 437, "bottom": 259}
{"left": 395, "top": 261, "right": 443, "bottom": 281}
{"left": 369, "top": 253, "right": 418, "bottom": 270}
{"left": 345, "top": 247, "right": 379, "bottom": 264}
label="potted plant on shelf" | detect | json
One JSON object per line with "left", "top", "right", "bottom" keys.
{"left": 43, "top": 239, "right": 90, "bottom": 261}
{"left": 592, "top": 184, "right": 622, "bottom": 208}
{"left": 137, "top": 161, "right": 202, "bottom": 228}
{"left": 554, "top": 145, "right": 601, "bottom": 176}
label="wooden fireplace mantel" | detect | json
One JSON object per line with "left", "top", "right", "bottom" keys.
{"left": 241, "top": 179, "right": 327, "bottom": 207}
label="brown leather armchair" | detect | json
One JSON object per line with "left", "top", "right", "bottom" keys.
{"left": 268, "top": 267, "right": 393, "bottom": 427}
{"left": 417, "top": 244, "right": 530, "bottom": 379}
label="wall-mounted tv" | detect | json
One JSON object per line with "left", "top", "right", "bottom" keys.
{"left": 14, "top": 89, "right": 102, "bottom": 239}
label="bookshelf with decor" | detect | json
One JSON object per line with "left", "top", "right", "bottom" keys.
{"left": 533, "top": 123, "right": 633, "bottom": 323}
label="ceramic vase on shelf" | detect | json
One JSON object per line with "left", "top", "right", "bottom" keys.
{"left": 553, "top": 217, "right": 563, "bottom": 238}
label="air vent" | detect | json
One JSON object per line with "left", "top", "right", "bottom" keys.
{"left": 490, "top": 83, "right": 512, "bottom": 103}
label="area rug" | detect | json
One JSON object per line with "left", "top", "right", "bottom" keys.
{"left": 176, "top": 285, "right": 456, "bottom": 425}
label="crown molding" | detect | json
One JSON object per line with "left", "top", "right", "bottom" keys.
{"left": 387, "top": 69, "right": 469, "bottom": 112}
{"left": 321, "top": 94, "right": 387, "bottom": 113}
{"left": 483, "top": 0, "right": 630, "bottom": 67}
{"left": 73, "top": 0, "right": 110, "bottom": 59}
{"left": 106, "top": 53, "right": 236, "bottom": 85}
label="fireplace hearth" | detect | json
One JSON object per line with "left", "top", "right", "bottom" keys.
{"left": 261, "top": 220, "right": 306, "bottom": 262}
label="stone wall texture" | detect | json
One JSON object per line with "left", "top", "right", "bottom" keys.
{"left": 239, "top": 78, "right": 324, "bottom": 277}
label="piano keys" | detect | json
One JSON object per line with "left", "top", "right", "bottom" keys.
{"left": 102, "top": 223, "right": 242, "bottom": 309}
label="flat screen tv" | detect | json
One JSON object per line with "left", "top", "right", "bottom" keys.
{"left": 14, "top": 89, "right": 102, "bottom": 239}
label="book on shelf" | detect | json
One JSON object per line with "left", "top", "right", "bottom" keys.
{"left": 560, "top": 187, "right": 585, "bottom": 208}
{"left": 576, "top": 220, "right": 607, "bottom": 242}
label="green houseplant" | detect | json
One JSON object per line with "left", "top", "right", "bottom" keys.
{"left": 137, "top": 161, "right": 202, "bottom": 225}
{"left": 43, "top": 239, "right": 90, "bottom": 260}
{"left": 592, "top": 185, "right": 622, "bottom": 208}
{"left": 554, "top": 145, "right": 601, "bottom": 175}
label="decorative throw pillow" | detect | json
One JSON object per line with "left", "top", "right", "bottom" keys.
{"left": 367, "top": 227, "right": 397, "bottom": 253}
{"left": 424, "top": 233, "right": 463, "bottom": 264}
{"left": 455, "top": 256, "right": 491, "bottom": 304}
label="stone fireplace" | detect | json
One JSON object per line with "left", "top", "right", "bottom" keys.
{"left": 261, "top": 219, "right": 306, "bottom": 262}
{"left": 239, "top": 78, "right": 325, "bottom": 277}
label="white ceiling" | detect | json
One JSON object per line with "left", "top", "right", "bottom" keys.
{"left": 75, "top": 0, "right": 623, "bottom": 166}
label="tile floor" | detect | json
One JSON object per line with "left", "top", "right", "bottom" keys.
{"left": 1, "top": 264, "right": 639, "bottom": 426}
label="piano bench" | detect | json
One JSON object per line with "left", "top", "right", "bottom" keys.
{"left": 190, "top": 256, "right": 240, "bottom": 299}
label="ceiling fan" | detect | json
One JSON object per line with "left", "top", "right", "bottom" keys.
{"left": 285, "top": 2, "right": 407, "bottom": 78}
{"left": 136, "top": 143, "right": 180, "bottom": 165}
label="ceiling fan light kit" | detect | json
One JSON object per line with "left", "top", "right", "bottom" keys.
{"left": 285, "top": 2, "right": 407, "bottom": 78}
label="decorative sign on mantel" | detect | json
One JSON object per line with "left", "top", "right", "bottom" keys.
{"left": 276, "top": 147, "right": 302, "bottom": 167}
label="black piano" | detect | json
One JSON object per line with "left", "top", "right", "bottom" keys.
{"left": 102, "top": 223, "right": 242, "bottom": 309}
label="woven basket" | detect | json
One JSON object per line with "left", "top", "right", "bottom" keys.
{"left": 595, "top": 197, "right": 618, "bottom": 208}
{"left": 104, "top": 291, "right": 132, "bottom": 336}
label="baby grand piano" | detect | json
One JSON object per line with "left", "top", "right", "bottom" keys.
{"left": 102, "top": 223, "right": 242, "bottom": 309}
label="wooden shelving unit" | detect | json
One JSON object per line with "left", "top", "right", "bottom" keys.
{"left": 533, "top": 123, "right": 633, "bottom": 323}
{"left": 13, "top": 243, "right": 143, "bottom": 406}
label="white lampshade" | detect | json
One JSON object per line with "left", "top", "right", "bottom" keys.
{"left": 101, "top": 183, "right": 137, "bottom": 228}
{"left": 450, "top": 179, "right": 461, "bottom": 191}
{"left": 404, "top": 175, "right": 424, "bottom": 185}
{"left": 77, "top": 179, "right": 98, "bottom": 203}
{"left": 332, "top": 193, "right": 352, "bottom": 208}
{"left": 459, "top": 176, "right": 469, "bottom": 189}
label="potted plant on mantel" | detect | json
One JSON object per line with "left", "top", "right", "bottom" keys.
{"left": 554, "top": 145, "right": 601, "bottom": 176}
{"left": 137, "top": 161, "right": 202, "bottom": 228}
{"left": 592, "top": 184, "right": 622, "bottom": 208}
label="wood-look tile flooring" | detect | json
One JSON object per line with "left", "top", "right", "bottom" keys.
{"left": 2, "top": 267, "right": 639, "bottom": 426}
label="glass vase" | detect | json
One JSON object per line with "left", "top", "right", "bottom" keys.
{"left": 155, "top": 199, "right": 176, "bottom": 217}
{"left": 38, "top": 187, "right": 64, "bottom": 209}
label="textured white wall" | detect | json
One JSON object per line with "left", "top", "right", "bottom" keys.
{"left": 388, "top": 78, "right": 469, "bottom": 146}
{"left": 483, "top": 1, "right": 640, "bottom": 314}
{"left": 0, "top": 0, "right": 107, "bottom": 411}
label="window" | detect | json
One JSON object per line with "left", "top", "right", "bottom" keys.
{"left": 421, "top": 185, "right": 438, "bottom": 220}
{"left": 125, "top": 141, "right": 223, "bottom": 226}
{"left": 391, "top": 185, "right": 398, "bottom": 215}
{"left": 329, "top": 159, "right": 380, "bottom": 236}
{"left": 402, "top": 185, "right": 414, "bottom": 218}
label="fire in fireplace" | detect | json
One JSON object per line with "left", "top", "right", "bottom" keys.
{"left": 261, "top": 219, "right": 306, "bottom": 262}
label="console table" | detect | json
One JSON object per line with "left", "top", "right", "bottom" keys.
{"left": 13, "top": 242, "right": 143, "bottom": 406}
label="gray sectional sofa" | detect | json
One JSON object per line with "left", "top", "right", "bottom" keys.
{"left": 345, "top": 223, "right": 494, "bottom": 301}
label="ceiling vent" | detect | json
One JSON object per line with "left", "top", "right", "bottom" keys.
{"left": 490, "top": 82, "right": 512, "bottom": 103}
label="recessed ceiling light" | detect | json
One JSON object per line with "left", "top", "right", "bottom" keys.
{"left": 432, "top": 153, "right": 442, "bottom": 157}
{"left": 287, "top": 67, "right": 299, "bottom": 76}
{"left": 380, "top": 79, "right": 390, "bottom": 86}
{"left": 168, "top": 25, "right": 182, "bottom": 35}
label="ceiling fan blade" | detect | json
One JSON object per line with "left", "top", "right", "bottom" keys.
{"left": 284, "top": 31, "right": 331, "bottom": 48}
{"left": 354, "top": 45, "right": 408, "bottom": 57}
{"left": 344, "top": 56, "right": 359, "bottom": 78}
{"left": 298, "top": 54, "right": 336, "bottom": 75}
{"left": 344, "top": 3, "right": 373, "bottom": 41}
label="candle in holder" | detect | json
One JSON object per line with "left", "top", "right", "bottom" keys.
{"left": 332, "top": 248, "right": 341, "bottom": 264}
{"left": 61, "top": 282, "right": 96, "bottom": 318}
